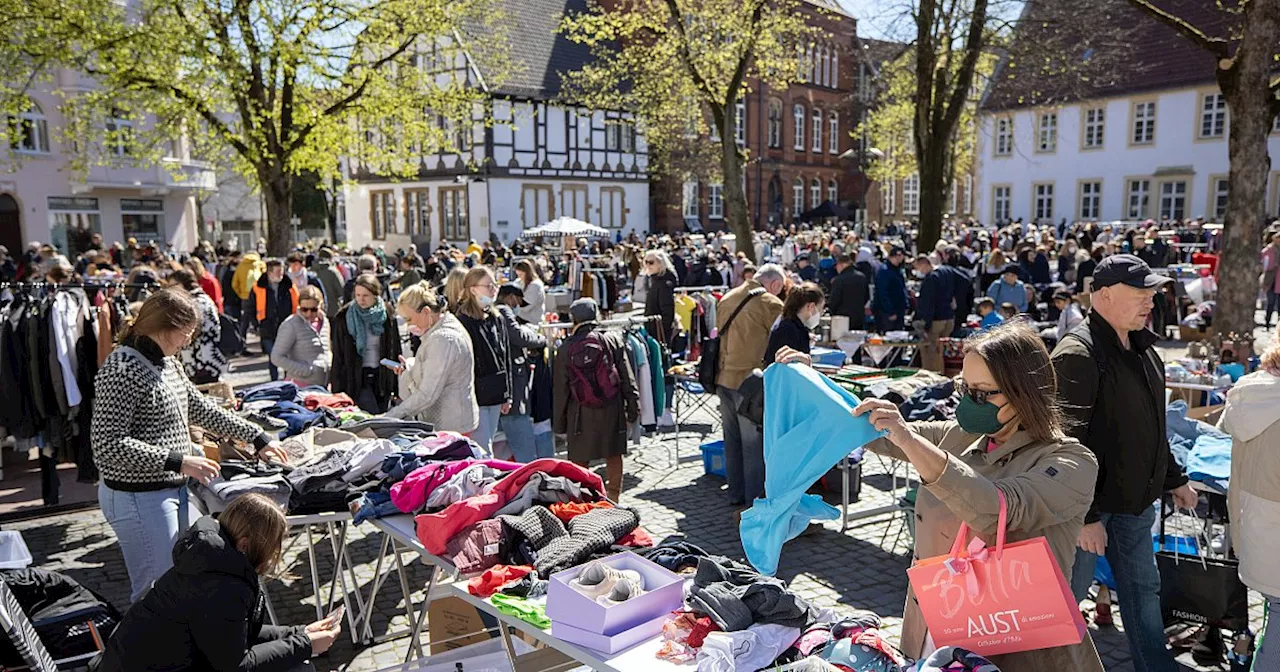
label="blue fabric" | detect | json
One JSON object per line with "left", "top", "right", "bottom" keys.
{"left": 873, "top": 265, "right": 909, "bottom": 317}
{"left": 985, "top": 279, "right": 1028, "bottom": 313}
{"left": 264, "top": 401, "right": 327, "bottom": 437}
{"left": 643, "top": 328, "right": 666, "bottom": 412}
{"left": 1217, "top": 362, "right": 1245, "bottom": 382}
{"left": 345, "top": 298, "right": 387, "bottom": 356}
{"left": 238, "top": 381, "right": 299, "bottom": 404}
{"left": 979, "top": 311, "right": 1004, "bottom": 330}
{"left": 740, "top": 363, "right": 885, "bottom": 575}
{"left": 1165, "top": 399, "right": 1232, "bottom": 488}
{"left": 499, "top": 412, "right": 538, "bottom": 463}
{"left": 352, "top": 491, "right": 401, "bottom": 524}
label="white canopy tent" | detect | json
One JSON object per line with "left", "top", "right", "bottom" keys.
{"left": 521, "top": 216, "right": 610, "bottom": 240}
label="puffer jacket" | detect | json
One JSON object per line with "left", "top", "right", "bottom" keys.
{"left": 1218, "top": 368, "right": 1280, "bottom": 597}
{"left": 94, "top": 516, "right": 312, "bottom": 672}
{"left": 269, "top": 313, "right": 331, "bottom": 388}
{"left": 231, "top": 253, "right": 264, "bottom": 301}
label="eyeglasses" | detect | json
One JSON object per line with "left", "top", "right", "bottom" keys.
{"left": 644, "top": 259, "right": 657, "bottom": 265}
{"left": 956, "top": 379, "right": 1001, "bottom": 405}
{"left": 298, "top": 306, "right": 319, "bottom": 314}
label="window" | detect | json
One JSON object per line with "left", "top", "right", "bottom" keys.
{"left": 793, "top": 104, "right": 806, "bottom": 150}
{"left": 903, "top": 173, "right": 920, "bottom": 215}
{"left": 792, "top": 178, "right": 804, "bottom": 217}
{"left": 822, "top": 46, "right": 831, "bottom": 86}
{"left": 1159, "top": 181, "right": 1187, "bottom": 220}
{"left": 48, "top": 197, "right": 101, "bottom": 259}
{"left": 1078, "top": 181, "right": 1101, "bottom": 220}
{"left": 1126, "top": 179, "right": 1150, "bottom": 219}
{"left": 1033, "top": 183, "right": 1054, "bottom": 221}
{"left": 811, "top": 178, "right": 821, "bottom": 208}
{"left": 1199, "top": 93, "right": 1226, "bottom": 138}
{"left": 1212, "top": 177, "right": 1229, "bottom": 220}
{"left": 1132, "top": 101, "right": 1156, "bottom": 145}
{"left": 600, "top": 187, "right": 625, "bottom": 229}
{"left": 405, "top": 189, "right": 431, "bottom": 236}
{"left": 105, "top": 110, "right": 132, "bottom": 157}
{"left": 606, "top": 121, "right": 621, "bottom": 150}
{"left": 884, "top": 179, "right": 895, "bottom": 215}
{"left": 440, "top": 186, "right": 469, "bottom": 240}
{"left": 993, "top": 185, "right": 1011, "bottom": 224}
{"left": 831, "top": 46, "right": 838, "bottom": 88}
{"left": 1036, "top": 112, "right": 1057, "bottom": 153}
{"left": 995, "top": 118, "right": 1012, "bottom": 156}
{"left": 561, "top": 184, "right": 588, "bottom": 221}
{"left": 812, "top": 109, "right": 822, "bottom": 151}
{"left": 370, "top": 191, "right": 395, "bottom": 239}
{"left": 709, "top": 183, "right": 724, "bottom": 219}
{"left": 827, "top": 179, "right": 838, "bottom": 204}
{"left": 828, "top": 112, "right": 839, "bottom": 154}
{"left": 621, "top": 122, "right": 635, "bottom": 153}
{"left": 734, "top": 100, "right": 746, "bottom": 146}
{"left": 121, "top": 198, "right": 164, "bottom": 240}
{"left": 682, "top": 180, "right": 699, "bottom": 218}
{"left": 8, "top": 101, "right": 50, "bottom": 154}
{"left": 767, "top": 99, "right": 782, "bottom": 148}
{"left": 1083, "top": 108, "right": 1105, "bottom": 149}
{"left": 812, "top": 45, "right": 821, "bottom": 83}
{"left": 857, "top": 63, "right": 869, "bottom": 101}
{"left": 522, "top": 184, "right": 554, "bottom": 227}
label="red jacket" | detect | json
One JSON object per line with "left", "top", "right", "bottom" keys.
{"left": 198, "top": 273, "right": 224, "bottom": 313}
{"left": 415, "top": 459, "right": 605, "bottom": 555}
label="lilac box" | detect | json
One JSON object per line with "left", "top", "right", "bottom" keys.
{"left": 545, "top": 551, "right": 684, "bottom": 636}
{"left": 550, "top": 613, "right": 668, "bottom": 655}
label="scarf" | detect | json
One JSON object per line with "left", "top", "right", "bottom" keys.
{"left": 345, "top": 299, "right": 386, "bottom": 355}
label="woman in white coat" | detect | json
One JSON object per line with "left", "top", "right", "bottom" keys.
{"left": 513, "top": 259, "right": 546, "bottom": 324}
{"left": 384, "top": 282, "right": 479, "bottom": 434}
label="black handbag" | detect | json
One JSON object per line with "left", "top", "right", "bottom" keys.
{"left": 1156, "top": 501, "right": 1250, "bottom": 631}
{"left": 218, "top": 313, "right": 244, "bottom": 355}
{"left": 698, "top": 288, "right": 764, "bottom": 394}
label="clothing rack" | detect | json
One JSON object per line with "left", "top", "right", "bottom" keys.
{"left": 675, "top": 284, "right": 728, "bottom": 293}
{"left": 535, "top": 315, "right": 662, "bottom": 331}
{"left": 0, "top": 281, "right": 160, "bottom": 290}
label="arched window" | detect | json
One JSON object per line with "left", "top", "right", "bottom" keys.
{"left": 793, "top": 104, "right": 805, "bottom": 150}
{"left": 828, "top": 179, "right": 838, "bottom": 204}
{"left": 8, "top": 100, "right": 50, "bottom": 154}
{"left": 831, "top": 46, "right": 839, "bottom": 88}
{"left": 792, "top": 177, "right": 804, "bottom": 217}
{"left": 105, "top": 109, "right": 132, "bottom": 157}
{"left": 811, "top": 108, "right": 822, "bottom": 152}
{"left": 767, "top": 98, "right": 782, "bottom": 148}
{"left": 734, "top": 99, "right": 746, "bottom": 146}
{"left": 821, "top": 46, "right": 831, "bottom": 86}
{"left": 811, "top": 178, "right": 821, "bottom": 208}
{"left": 828, "top": 112, "right": 839, "bottom": 154}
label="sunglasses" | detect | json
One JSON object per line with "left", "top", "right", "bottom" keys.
{"left": 956, "top": 379, "right": 1001, "bottom": 405}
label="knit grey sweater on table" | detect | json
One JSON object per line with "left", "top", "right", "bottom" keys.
{"left": 92, "top": 336, "right": 270, "bottom": 492}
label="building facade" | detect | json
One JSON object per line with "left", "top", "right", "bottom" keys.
{"left": 652, "top": 0, "right": 858, "bottom": 234}
{"left": 0, "top": 70, "right": 214, "bottom": 258}
{"left": 341, "top": 0, "right": 649, "bottom": 251}
{"left": 975, "top": 1, "right": 1280, "bottom": 227}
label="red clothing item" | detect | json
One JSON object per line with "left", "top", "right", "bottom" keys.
{"left": 466, "top": 565, "right": 532, "bottom": 598}
{"left": 198, "top": 273, "right": 224, "bottom": 313}
{"left": 416, "top": 459, "right": 605, "bottom": 555}
{"left": 686, "top": 616, "right": 718, "bottom": 648}
{"left": 549, "top": 500, "right": 613, "bottom": 522}
{"left": 616, "top": 526, "right": 654, "bottom": 548}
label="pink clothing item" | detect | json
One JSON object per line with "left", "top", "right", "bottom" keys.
{"left": 985, "top": 438, "right": 1000, "bottom": 453}
{"left": 390, "top": 458, "right": 522, "bottom": 513}
{"left": 415, "top": 459, "right": 606, "bottom": 555}
{"left": 302, "top": 392, "right": 356, "bottom": 410}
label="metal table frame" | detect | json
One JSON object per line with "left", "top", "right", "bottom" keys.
{"left": 262, "top": 511, "right": 365, "bottom": 644}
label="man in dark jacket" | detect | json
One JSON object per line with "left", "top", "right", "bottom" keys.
{"left": 94, "top": 514, "right": 328, "bottom": 672}
{"left": 911, "top": 255, "right": 957, "bottom": 372}
{"left": 827, "top": 253, "right": 869, "bottom": 330}
{"left": 497, "top": 284, "right": 548, "bottom": 463}
{"left": 311, "top": 248, "right": 345, "bottom": 318}
{"left": 795, "top": 254, "right": 818, "bottom": 282}
{"left": 942, "top": 248, "right": 975, "bottom": 337}
{"left": 872, "top": 247, "right": 910, "bottom": 332}
{"left": 253, "top": 260, "right": 298, "bottom": 381}
{"left": 1052, "top": 254, "right": 1197, "bottom": 672}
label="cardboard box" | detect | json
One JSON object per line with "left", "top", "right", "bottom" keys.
{"left": 1179, "top": 325, "right": 1217, "bottom": 343}
{"left": 551, "top": 613, "right": 667, "bottom": 655}
{"left": 544, "top": 552, "right": 683, "bottom": 636}
{"left": 428, "top": 596, "right": 499, "bottom": 654}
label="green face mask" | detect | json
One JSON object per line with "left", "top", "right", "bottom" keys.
{"left": 955, "top": 395, "right": 1008, "bottom": 435}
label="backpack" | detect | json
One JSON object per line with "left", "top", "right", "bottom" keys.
{"left": 565, "top": 331, "right": 620, "bottom": 408}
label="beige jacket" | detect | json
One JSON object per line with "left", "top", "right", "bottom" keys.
{"left": 867, "top": 422, "right": 1103, "bottom": 672}
{"left": 715, "top": 280, "right": 784, "bottom": 390}
{"left": 384, "top": 313, "right": 479, "bottom": 433}
{"left": 1218, "top": 369, "right": 1280, "bottom": 597}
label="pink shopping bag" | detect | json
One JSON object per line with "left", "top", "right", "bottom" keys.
{"left": 906, "top": 491, "right": 1086, "bottom": 657}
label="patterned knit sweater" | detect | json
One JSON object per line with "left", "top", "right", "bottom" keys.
{"left": 92, "top": 336, "right": 268, "bottom": 491}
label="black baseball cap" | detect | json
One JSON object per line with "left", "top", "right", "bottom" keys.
{"left": 1091, "top": 254, "right": 1173, "bottom": 290}
{"left": 497, "top": 283, "right": 529, "bottom": 307}
{"left": 889, "top": 246, "right": 907, "bottom": 257}
{"left": 1001, "top": 264, "right": 1021, "bottom": 276}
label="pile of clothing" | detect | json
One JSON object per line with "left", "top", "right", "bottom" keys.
{"left": 1166, "top": 399, "right": 1231, "bottom": 491}
{"left": 857, "top": 370, "right": 960, "bottom": 423}
{"left": 190, "top": 421, "right": 483, "bottom": 516}
{"left": 235, "top": 381, "right": 371, "bottom": 439}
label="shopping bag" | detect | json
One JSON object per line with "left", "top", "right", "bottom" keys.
{"left": 1157, "top": 506, "right": 1249, "bottom": 631}
{"left": 907, "top": 491, "right": 1086, "bottom": 657}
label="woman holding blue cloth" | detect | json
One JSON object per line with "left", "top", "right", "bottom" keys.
{"left": 850, "top": 323, "right": 1103, "bottom": 671}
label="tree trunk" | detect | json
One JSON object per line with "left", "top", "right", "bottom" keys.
{"left": 261, "top": 170, "right": 294, "bottom": 257}
{"left": 1216, "top": 0, "right": 1280, "bottom": 338}
{"left": 916, "top": 139, "right": 946, "bottom": 254}
{"left": 722, "top": 139, "right": 755, "bottom": 264}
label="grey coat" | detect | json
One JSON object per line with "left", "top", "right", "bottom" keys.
{"left": 269, "top": 314, "right": 331, "bottom": 388}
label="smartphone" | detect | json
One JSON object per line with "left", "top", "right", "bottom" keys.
{"left": 326, "top": 604, "right": 345, "bottom": 624}
{"left": 379, "top": 358, "right": 400, "bottom": 370}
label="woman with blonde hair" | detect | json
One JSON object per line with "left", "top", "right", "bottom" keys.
{"left": 641, "top": 248, "right": 679, "bottom": 345}
{"left": 443, "top": 265, "right": 469, "bottom": 310}
{"left": 92, "top": 289, "right": 286, "bottom": 603}
{"left": 95, "top": 494, "right": 340, "bottom": 671}
{"left": 385, "top": 282, "right": 479, "bottom": 433}
{"left": 454, "top": 266, "right": 513, "bottom": 451}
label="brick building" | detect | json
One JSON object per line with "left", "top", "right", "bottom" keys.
{"left": 652, "top": 0, "right": 859, "bottom": 234}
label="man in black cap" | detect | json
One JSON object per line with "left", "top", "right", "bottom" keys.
{"left": 497, "top": 283, "right": 530, "bottom": 319}
{"left": 1051, "top": 253, "right": 1195, "bottom": 672}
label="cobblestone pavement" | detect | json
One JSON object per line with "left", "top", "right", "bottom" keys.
{"left": 10, "top": 327, "right": 1270, "bottom": 671}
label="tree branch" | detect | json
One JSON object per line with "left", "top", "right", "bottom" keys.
{"left": 1123, "top": 0, "right": 1231, "bottom": 58}
{"left": 662, "top": 0, "right": 722, "bottom": 105}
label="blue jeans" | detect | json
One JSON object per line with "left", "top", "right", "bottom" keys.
{"left": 1257, "top": 595, "right": 1280, "bottom": 670}
{"left": 533, "top": 431, "right": 555, "bottom": 460}
{"left": 718, "top": 385, "right": 764, "bottom": 505}
{"left": 1070, "top": 505, "right": 1178, "bottom": 672}
{"left": 99, "top": 483, "right": 199, "bottom": 604}
{"left": 262, "top": 338, "right": 278, "bottom": 381}
{"left": 499, "top": 412, "right": 538, "bottom": 463}
{"left": 472, "top": 405, "right": 503, "bottom": 452}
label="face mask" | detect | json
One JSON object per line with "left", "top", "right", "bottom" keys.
{"left": 802, "top": 311, "right": 821, "bottom": 330}
{"left": 955, "top": 395, "right": 1008, "bottom": 435}
{"left": 477, "top": 293, "right": 495, "bottom": 308}
{"left": 913, "top": 270, "right": 926, "bottom": 279}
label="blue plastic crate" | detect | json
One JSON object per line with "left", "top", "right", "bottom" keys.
{"left": 701, "top": 440, "right": 726, "bottom": 478}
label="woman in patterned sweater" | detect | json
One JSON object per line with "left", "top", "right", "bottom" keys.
{"left": 164, "top": 267, "right": 228, "bottom": 384}
{"left": 92, "top": 288, "right": 286, "bottom": 603}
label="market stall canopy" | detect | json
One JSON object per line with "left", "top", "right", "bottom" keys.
{"left": 521, "top": 217, "right": 610, "bottom": 239}
{"left": 799, "top": 200, "right": 855, "bottom": 222}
